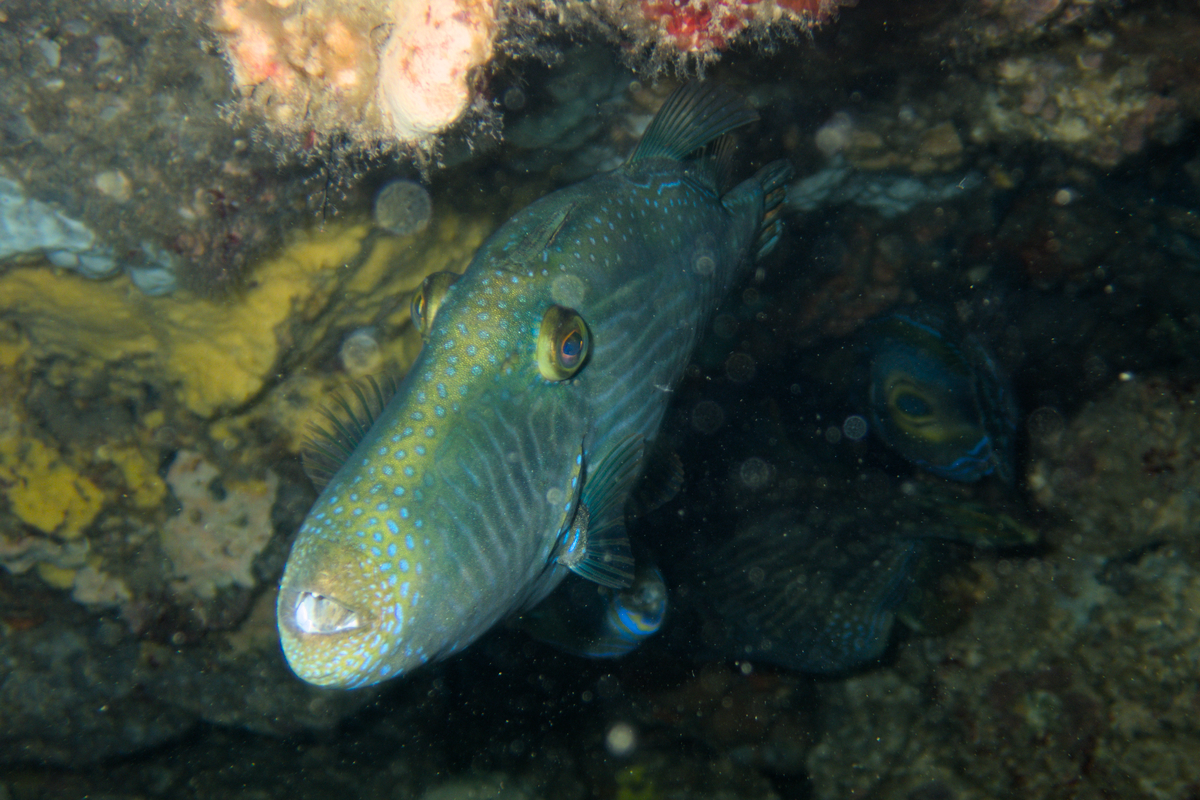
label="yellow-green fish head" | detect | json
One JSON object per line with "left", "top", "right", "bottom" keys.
{"left": 278, "top": 266, "right": 593, "bottom": 688}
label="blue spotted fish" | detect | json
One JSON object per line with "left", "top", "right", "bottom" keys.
{"left": 865, "top": 308, "right": 1019, "bottom": 483}
{"left": 277, "top": 83, "right": 794, "bottom": 688}
{"left": 695, "top": 486, "right": 1037, "bottom": 673}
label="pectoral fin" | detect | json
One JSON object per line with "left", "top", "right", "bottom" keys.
{"left": 553, "top": 435, "right": 644, "bottom": 589}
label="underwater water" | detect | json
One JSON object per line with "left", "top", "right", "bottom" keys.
{"left": 2, "top": 0, "right": 1200, "bottom": 798}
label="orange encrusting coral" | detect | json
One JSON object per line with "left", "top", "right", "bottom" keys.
{"left": 212, "top": 0, "right": 378, "bottom": 131}
{"left": 212, "top": 0, "right": 497, "bottom": 147}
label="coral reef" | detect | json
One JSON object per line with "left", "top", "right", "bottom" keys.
{"left": 0, "top": 180, "right": 490, "bottom": 763}
{"left": 931, "top": 0, "right": 1123, "bottom": 52}
{"left": 0, "top": 214, "right": 487, "bottom": 418}
{"left": 214, "top": 0, "right": 498, "bottom": 147}
{"left": 0, "top": 178, "right": 117, "bottom": 278}
{"left": 787, "top": 155, "right": 983, "bottom": 218}
{"left": 805, "top": 538, "right": 1200, "bottom": 799}
{"left": 625, "top": 0, "right": 845, "bottom": 57}
{"left": 160, "top": 450, "right": 278, "bottom": 606}
{"left": 1028, "top": 376, "right": 1200, "bottom": 558}
{"left": 982, "top": 33, "right": 1182, "bottom": 166}
{"left": 5, "top": 0, "right": 1200, "bottom": 794}
{"left": 794, "top": 375, "right": 1200, "bottom": 799}
{"left": 209, "top": 0, "right": 850, "bottom": 150}
{"left": 0, "top": 570, "right": 377, "bottom": 765}
{"left": 0, "top": 0, "right": 320, "bottom": 296}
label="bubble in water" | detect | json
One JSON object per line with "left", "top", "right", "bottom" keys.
{"left": 1026, "top": 406, "right": 1065, "bottom": 446}
{"left": 1083, "top": 354, "right": 1108, "bottom": 384}
{"left": 340, "top": 328, "right": 382, "bottom": 377}
{"left": 551, "top": 274, "right": 586, "bottom": 307}
{"left": 691, "top": 400, "right": 725, "bottom": 434}
{"left": 739, "top": 457, "right": 772, "bottom": 489}
{"left": 725, "top": 352, "right": 756, "bottom": 383}
{"left": 815, "top": 111, "right": 855, "bottom": 156}
{"left": 843, "top": 415, "right": 868, "bottom": 441}
{"left": 373, "top": 179, "right": 432, "bottom": 237}
{"left": 503, "top": 86, "right": 526, "bottom": 110}
{"left": 712, "top": 313, "right": 738, "bottom": 339}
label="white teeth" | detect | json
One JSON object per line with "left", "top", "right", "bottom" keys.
{"left": 294, "top": 592, "right": 361, "bottom": 634}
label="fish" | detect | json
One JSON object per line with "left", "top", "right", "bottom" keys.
{"left": 517, "top": 557, "right": 668, "bottom": 658}
{"left": 692, "top": 485, "right": 1036, "bottom": 674}
{"left": 865, "top": 308, "right": 1019, "bottom": 483}
{"left": 276, "top": 83, "right": 794, "bottom": 688}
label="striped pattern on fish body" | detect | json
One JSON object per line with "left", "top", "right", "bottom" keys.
{"left": 278, "top": 84, "right": 794, "bottom": 688}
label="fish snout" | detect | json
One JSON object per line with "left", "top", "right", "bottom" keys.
{"left": 277, "top": 570, "right": 382, "bottom": 687}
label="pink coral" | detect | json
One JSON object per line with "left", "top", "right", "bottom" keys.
{"left": 377, "top": 0, "right": 498, "bottom": 140}
{"left": 637, "top": 0, "right": 844, "bottom": 54}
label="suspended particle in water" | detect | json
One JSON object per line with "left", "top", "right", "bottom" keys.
{"left": 340, "top": 328, "right": 382, "bottom": 377}
{"left": 373, "top": 179, "right": 432, "bottom": 236}
{"left": 739, "top": 456, "right": 772, "bottom": 489}
{"left": 691, "top": 400, "right": 725, "bottom": 434}
{"left": 843, "top": 415, "right": 868, "bottom": 441}
{"left": 824, "top": 425, "right": 842, "bottom": 444}
{"left": 606, "top": 722, "right": 637, "bottom": 757}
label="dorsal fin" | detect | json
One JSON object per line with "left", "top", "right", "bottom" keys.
{"left": 302, "top": 375, "right": 399, "bottom": 490}
{"left": 708, "top": 135, "right": 738, "bottom": 195}
{"left": 628, "top": 83, "right": 759, "bottom": 164}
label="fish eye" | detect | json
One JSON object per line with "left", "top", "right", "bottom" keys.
{"left": 893, "top": 390, "right": 933, "bottom": 420}
{"left": 411, "top": 271, "right": 460, "bottom": 339}
{"left": 293, "top": 591, "right": 362, "bottom": 635}
{"left": 538, "top": 305, "right": 590, "bottom": 381}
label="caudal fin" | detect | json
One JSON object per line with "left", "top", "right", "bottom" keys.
{"left": 752, "top": 160, "right": 795, "bottom": 261}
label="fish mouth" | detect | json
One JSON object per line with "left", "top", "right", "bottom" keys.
{"left": 293, "top": 590, "right": 362, "bottom": 634}
{"left": 278, "top": 586, "right": 367, "bottom": 637}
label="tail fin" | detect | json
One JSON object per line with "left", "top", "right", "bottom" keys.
{"left": 752, "top": 160, "right": 794, "bottom": 261}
